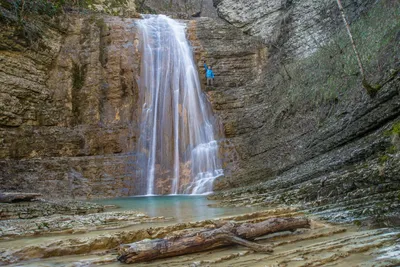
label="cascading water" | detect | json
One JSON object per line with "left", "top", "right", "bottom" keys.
{"left": 135, "top": 15, "right": 224, "bottom": 195}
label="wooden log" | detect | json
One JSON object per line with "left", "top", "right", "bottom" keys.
{"left": 0, "top": 192, "right": 42, "bottom": 203}
{"left": 235, "top": 217, "right": 311, "bottom": 240}
{"left": 118, "top": 217, "right": 310, "bottom": 264}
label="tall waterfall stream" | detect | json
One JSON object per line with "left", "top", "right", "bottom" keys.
{"left": 135, "top": 15, "right": 223, "bottom": 195}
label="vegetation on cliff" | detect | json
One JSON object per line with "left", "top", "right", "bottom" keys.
{"left": 0, "top": 0, "right": 61, "bottom": 45}
{"left": 272, "top": 0, "right": 399, "bottom": 105}
{"left": 0, "top": 0, "right": 139, "bottom": 18}
{"left": 0, "top": 0, "right": 141, "bottom": 46}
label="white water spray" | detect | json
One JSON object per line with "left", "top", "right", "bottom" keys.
{"left": 136, "top": 15, "right": 223, "bottom": 195}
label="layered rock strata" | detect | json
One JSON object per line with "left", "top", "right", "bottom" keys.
{"left": 0, "top": 13, "right": 266, "bottom": 198}
{"left": 0, "top": 199, "right": 105, "bottom": 220}
{"left": 0, "top": 15, "right": 140, "bottom": 198}
{"left": 0, "top": 208, "right": 398, "bottom": 266}
{"left": 214, "top": 0, "right": 376, "bottom": 58}
{"left": 204, "top": 0, "right": 400, "bottom": 223}
{"left": 142, "top": 0, "right": 218, "bottom": 18}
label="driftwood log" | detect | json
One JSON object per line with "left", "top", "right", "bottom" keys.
{"left": 118, "top": 217, "right": 310, "bottom": 264}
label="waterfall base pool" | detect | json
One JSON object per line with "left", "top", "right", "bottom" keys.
{"left": 3, "top": 196, "right": 398, "bottom": 267}
{"left": 93, "top": 195, "right": 261, "bottom": 222}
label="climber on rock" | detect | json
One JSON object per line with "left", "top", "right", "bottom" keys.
{"left": 204, "top": 61, "right": 215, "bottom": 86}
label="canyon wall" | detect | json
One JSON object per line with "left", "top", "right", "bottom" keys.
{"left": 214, "top": 0, "right": 376, "bottom": 58}
{"left": 205, "top": 0, "right": 400, "bottom": 219}
{"left": 0, "top": 11, "right": 263, "bottom": 198}
{"left": 0, "top": 16, "right": 141, "bottom": 198}
{"left": 141, "top": 0, "right": 218, "bottom": 18}
{"left": 0, "top": 0, "right": 399, "bottom": 218}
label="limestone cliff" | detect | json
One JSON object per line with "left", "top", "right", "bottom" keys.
{"left": 0, "top": 10, "right": 257, "bottom": 198}
{"left": 0, "top": 15, "right": 140, "bottom": 198}
{"left": 214, "top": 0, "right": 376, "bottom": 58}
{"left": 207, "top": 0, "right": 400, "bottom": 222}
{"left": 141, "top": 0, "right": 218, "bottom": 18}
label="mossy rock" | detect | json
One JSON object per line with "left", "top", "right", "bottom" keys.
{"left": 391, "top": 122, "right": 400, "bottom": 136}
{"left": 72, "top": 63, "right": 85, "bottom": 90}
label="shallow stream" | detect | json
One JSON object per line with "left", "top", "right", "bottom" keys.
{"left": 1, "top": 196, "right": 263, "bottom": 266}
{"left": 92, "top": 195, "right": 261, "bottom": 222}
{"left": 2, "top": 196, "right": 399, "bottom": 267}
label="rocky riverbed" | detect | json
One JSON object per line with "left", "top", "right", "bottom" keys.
{"left": 0, "top": 198, "right": 170, "bottom": 240}
{"left": 0, "top": 198, "right": 399, "bottom": 266}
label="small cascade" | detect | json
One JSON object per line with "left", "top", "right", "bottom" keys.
{"left": 135, "top": 15, "right": 223, "bottom": 195}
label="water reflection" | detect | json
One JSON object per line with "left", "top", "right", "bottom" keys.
{"left": 94, "top": 196, "right": 260, "bottom": 222}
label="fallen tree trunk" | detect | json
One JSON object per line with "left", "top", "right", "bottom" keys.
{"left": 118, "top": 217, "right": 310, "bottom": 264}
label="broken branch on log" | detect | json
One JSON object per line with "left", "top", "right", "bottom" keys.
{"left": 118, "top": 217, "right": 310, "bottom": 264}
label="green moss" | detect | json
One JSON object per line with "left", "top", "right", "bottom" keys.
{"left": 392, "top": 122, "right": 400, "bottom": 136}
{"left": 91, "top": 16, "right": 108, "bottom": 67}
{"left": 72, "top": 63, "right": 85, "bottom": 90}
{"left": 379, "top": 154, "right": 389, "bottom": 164}
{"left": 96, "top": 17, "right": 106, "bottom": 28}
{"left": 384, "top": 122, "right": 400, "bottom": 136}
{"left": 87, "top": 14, "right": 106, "bottom": 29}
{"left": 387, "top": 145, "right": 397, "bottom": 154}
{"left": 84, "top": 0, "right": 140, "bottom": 17}
{"left": 88, "top": 14, "right": 97, "bottom": 24}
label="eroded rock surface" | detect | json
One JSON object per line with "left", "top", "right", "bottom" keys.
{"left": 0, "top": 15, "right": 140, "bottom": 198}
{"left": 195, "top": 1, "right": 400, "bottom": 224}
{"left": 0, "top": 12, "right": 267, "bottom": 199}
{"left": 214, "top": 0, "right": 375, "bottom": 58}
{"left": 0, "top": 210, "right": 168, "bottom": 240}
{"left": 1, "top": 208, "right": 399, "bottom": 266}
{"left": 0, "top": 199, "right": 105, "bottom": 220}
{"left": 142, "top": 0, "right": 218, "bottom": 18}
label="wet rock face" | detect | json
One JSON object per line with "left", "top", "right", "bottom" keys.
{"left": 0, "top": 12, "right": 251, "bottom": 199}
{"left": 0, "top": 15, "right": 140, "bottom": 198}
{"left": 214, "top": 0, "right": 375, "bottom": 58}
{"left": 187, "top": 18, "right": 268, "bottom": 180}
{"left": 0, "top": 12, "right": 269, "bottom": 199}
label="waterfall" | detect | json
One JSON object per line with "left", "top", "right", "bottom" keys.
{"left": 135, "top": 15, "right": 224, "bottom": 195}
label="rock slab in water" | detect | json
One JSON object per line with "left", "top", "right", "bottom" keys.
{"left": 0, "top": 200, "right": 105, "bottom": 220}
{"left": 0, "top": 192, "right": 42, "bottom": 203}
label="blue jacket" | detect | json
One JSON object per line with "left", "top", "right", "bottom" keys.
{"left": 204, "top": 64, "right": 215, "bottom": 79}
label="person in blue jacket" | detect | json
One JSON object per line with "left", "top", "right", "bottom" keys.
{"left": 204, "top": 61, "right": 215, "bottom": 86}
